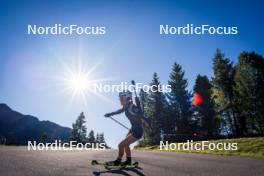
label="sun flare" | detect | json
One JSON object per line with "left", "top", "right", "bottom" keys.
{"left": 67, "top": 72, "right": 89, "bottom": 94}
{"left": 55, "top": 58, "right": 114, "bottom": 106}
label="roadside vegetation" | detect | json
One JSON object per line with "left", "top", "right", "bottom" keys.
{"left": 136, "top": 137, "right": 264, "bottom": 158}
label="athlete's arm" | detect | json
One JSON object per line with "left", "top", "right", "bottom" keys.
{"left": 104, "top": 108, "right": 124, "bottom": 117}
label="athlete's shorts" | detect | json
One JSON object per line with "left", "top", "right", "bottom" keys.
{"left": 129, "top": 126, "right": 143, "bottom": 139}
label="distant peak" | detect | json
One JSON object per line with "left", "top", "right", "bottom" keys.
{"left": 0, "top": 103, "right": 11, "bottom": 110}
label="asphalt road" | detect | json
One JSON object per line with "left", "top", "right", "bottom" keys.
{"left": 0, "top": 146, "right": 263, "bottom": 176}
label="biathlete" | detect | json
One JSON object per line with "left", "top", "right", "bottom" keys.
{"left": 104, "top": 90, "right": 151, "bottom": 166}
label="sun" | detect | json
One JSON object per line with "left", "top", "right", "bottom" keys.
{"left": 59, "top": 66, "right": 92, "bottom": 105}
{"left": 55, "top": 59, "right": 114, "bottom": 106}
{"left": 67, "top": 72, "right": 89, "bottom": 94}
{"left": 54, "top": 59, "right": 94, "bottom": 106}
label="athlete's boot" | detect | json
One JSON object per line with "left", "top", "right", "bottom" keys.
{"left": 121, "top": 157, "right": 132, "bottom": 166}
{"left": 106, "top": 158, "right": 121, "bottom": 166}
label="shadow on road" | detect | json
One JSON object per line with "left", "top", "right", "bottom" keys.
{"left": 92, "top": 167, "right": 145, "bottom": 176}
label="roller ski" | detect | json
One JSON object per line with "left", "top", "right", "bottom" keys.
{"left": 91, "top": 159, "right": 139, "bottom": 170}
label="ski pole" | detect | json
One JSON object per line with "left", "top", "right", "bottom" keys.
{"left": 109, "top": 116, "right": 130, "bottom": 130}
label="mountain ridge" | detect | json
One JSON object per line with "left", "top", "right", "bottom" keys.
{"left": 0, "top": 103, "right": 71, "bottom": 145}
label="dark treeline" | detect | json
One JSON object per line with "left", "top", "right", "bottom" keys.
{"left": 139, "top": 49, "right": 264, "bottom": 145}
{"left": 71, "top": 112, "right": 109, "bottom": 147}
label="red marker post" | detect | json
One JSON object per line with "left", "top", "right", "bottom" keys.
{"left": 192, "top": 92, "right": 203, "bottom": 106}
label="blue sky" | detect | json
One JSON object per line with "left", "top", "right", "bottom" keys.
{"left": 0, "top": 0, "right": 263, "bottom": 147}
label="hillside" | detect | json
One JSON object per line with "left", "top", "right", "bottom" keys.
{"left": 0, "top": 104, "right": 71, "bottom": 145}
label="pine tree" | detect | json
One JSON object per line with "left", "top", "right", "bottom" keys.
{"left": 95, "top": 133, "right": 108, "bottom": 148}
{"left": 139, "top": 89, "right": 151, "bottom": 144}
{"left": 87, "top": 130, "right": 95, "bottom": 143}
{"left": 211, "top": 49, "right": 238, "bottom": 136}
{"left": 233, "top": 52, "right": 264, "bottom": 135}
{"left": 71, "top": 123, "right": 80, "bottom": 142}
{"left": 71, "top": 112, "right": 87, "bottom": 143}
{"left": 139, "top": 89, "right": 148, "bottom": 114}
{"left": 193, "top": 75, "right": 217, "bottom": 138}
{"left": 146, "top": 73, "right": 168, "bottom": 144}
{"left": 99, "top": 133, "right": 106, "bottom": 144}
{"left": 95, "top": 133, "right": 100, "bottom": 143}
{"left": 167, "top": 62, "right": 192, "bottom": 140}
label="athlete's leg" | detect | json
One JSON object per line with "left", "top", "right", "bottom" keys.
{"left": 117, "top": 142, "right": 125, "bottom": 159}
{"left": 124, "top": 132, "right": 133, "bottom": 157}
{"left": 125, "top": 145, "right": 131, "bottom": 157}
{"left": 118, "top": 133, "right": 137, "bottom": 159}
{"left": 117, "top": 133, "right": 130, "bottom": 160}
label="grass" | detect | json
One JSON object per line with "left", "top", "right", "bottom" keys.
{"left": 136, "top": 137, "right": 264, "bottom": 158}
